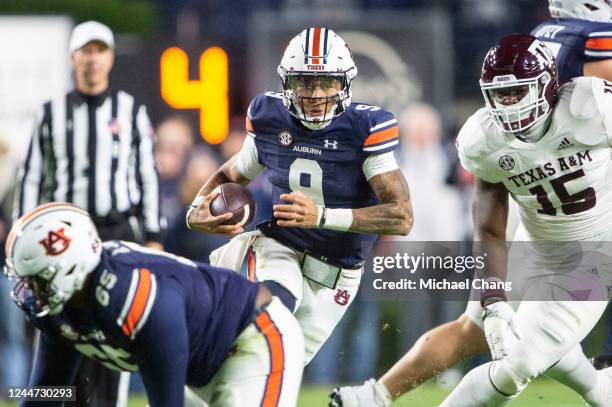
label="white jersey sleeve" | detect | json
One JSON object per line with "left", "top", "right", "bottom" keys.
{"left": 565, "top": 77, "right": 612, "bottom": 146}
{"left": 591, "top": 79, "right": 612, "bottom": 146}
{"left": 235, "top": 135, "right": 265, "bottom": 180}
{"left": 362, "top": 152, "right": 399, "bottom": 181}
{"left": 455, "top": 108, "right": 506, "bottom": 184}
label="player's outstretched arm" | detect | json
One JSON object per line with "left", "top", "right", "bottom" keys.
{"left": 21, "top": 332, "right": 83, "bottom": 406}
{"left": 135, "top": 281, "right": 190, "bottom": 407}
{"left": 187, "top": 155, "right": 251, "bottom": 235}
{"left": 350, "top": 169, "right": 413, "bottom": 235}
{"left": 472, "top": 177, "right": 508, "bottom": 282}
{"left": 473, "top": 177, "right": 523, "bottom": 360}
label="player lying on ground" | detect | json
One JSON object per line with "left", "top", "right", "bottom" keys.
{"left": 5, "top": 202, "right": 303, "bottom": 407}
{"left": 331, "top": 33, "right": 612, "bottom": 407}
{"left": 187, "top": 27, "right": 413, "bottom": 365}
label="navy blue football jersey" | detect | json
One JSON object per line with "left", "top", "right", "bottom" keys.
{"left": 532, "top": 18, "right": 612, "bottom": 84}
{"left": 20, "top": 240, "right": 259, "bottom": 406}
{"left": 247, "top": 92, "right": 399, "bottom": 268}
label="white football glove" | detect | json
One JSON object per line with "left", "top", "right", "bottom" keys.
{"left": 329, "top": 378, "right": 391, "bottom": 407}
{"left": 483, "top": 301, "right": 522, "bottom": 360}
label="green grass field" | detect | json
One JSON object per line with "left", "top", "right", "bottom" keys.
{"left": 0, "top": 379, "right": 587, "bottom": 406}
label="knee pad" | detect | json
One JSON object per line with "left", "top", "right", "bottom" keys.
{"left": 489, "top": 355, "right": 540, "bottom": 396}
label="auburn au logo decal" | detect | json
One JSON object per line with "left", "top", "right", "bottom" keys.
{"left": 39, "top": 228, "right": 71, "bottom": 256}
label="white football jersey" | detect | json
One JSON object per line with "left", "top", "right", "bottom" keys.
{"left": 457, "top": 77, "right": 612, "bottom": 240}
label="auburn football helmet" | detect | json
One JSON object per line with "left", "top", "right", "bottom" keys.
{"left": 278, "top": 27, "right": 357, "bottom": 130}
{"left": 4, "top": 202, "right": 102, "bottom": 316}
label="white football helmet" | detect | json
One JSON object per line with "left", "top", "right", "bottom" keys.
{"left": 277, "top": 27, "right": 357, "bottom": 130}
{"left": 549, "top": 0, "right": 612, "bottom": 21}
{"left": 4, "top": 202, "right": 102, "bottom": 316}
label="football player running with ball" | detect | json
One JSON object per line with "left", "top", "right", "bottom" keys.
{"left": 187, "top": 27, "right": 413, "bottom": 364}
{"left": 6, "top": 203, "right": 304, "bottom": 407}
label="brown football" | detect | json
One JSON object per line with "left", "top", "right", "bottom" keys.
{"left": 209, "top": 183, "right": 256, "bottom": 227}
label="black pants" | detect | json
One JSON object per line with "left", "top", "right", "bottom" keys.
{"left": 72, "top": 219, "right": 140, "bottom": 407}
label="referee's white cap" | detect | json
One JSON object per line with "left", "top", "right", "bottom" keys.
{"left": 69, "top": 21, "right": 115, "bottom": 53}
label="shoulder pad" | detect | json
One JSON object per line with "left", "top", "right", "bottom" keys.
{"left": 246, "top": 92, "right": 284, "bottom": 134}
{"left": 565, "top": 77, "right": 600, "bottom": 120}
{"left": 456, "top": 108, "right": 504, "bottom": 183}
{"left": 348, "top": 103, "right": 399, "bottom": 154}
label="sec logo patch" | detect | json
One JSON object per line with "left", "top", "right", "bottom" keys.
{"left": 278, "top": 131, "right": 293, "bottom": 147}
{"left": 498, "top": 155, "right": 515, "bottom": 171}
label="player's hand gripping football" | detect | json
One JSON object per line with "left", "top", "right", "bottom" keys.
{"left": 187, "top": 191, "right": 244, "bottom": 236}
{"left": 483, "top": 301, "right": 522, "bottom": 360}
{"left": 274, "top": 192, "right": 319, "bottom": 228}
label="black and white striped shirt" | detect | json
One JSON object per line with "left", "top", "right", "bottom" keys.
{"left": 14, "top": 89, "right": 162, "bottom": 242}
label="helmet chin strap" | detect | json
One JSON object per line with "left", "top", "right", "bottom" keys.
{"left": 515, "top": 110, "right": 553, "bottom": 142}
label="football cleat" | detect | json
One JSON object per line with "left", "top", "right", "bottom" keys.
{"left": 591, "top": 354, "right": 612, "bottom": 370}
{"left": 329, "top": 379, "right": 391, "bottom": 407}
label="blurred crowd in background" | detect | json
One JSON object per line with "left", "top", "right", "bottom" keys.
{"left": 1, "top": 0, "right": 611, "bottom": 400}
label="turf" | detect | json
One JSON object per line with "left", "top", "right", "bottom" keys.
{"left": 299, "top": 378, "right": 587, "bottom": 406}
{"left": 0, "top": 378, "right": 587, "bottom": 406}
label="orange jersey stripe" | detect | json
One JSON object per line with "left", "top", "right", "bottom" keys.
{"left": 586, "top": 38, "right": 612, "bottom": 50}
{"left": 247, "top": 247, "right": 256, "bottom": 282}
{"left": 364, "top": 126, "right": 399, "bottom": 146}
{"left": 122, "top": 268, "right": 152, "bottom": 337}
{"left": 312, "top": 27, "right": 322, "bottom": 64}
{"left": 246, "top": 116, "right": 255, "bottom": 132}
{"left": 255, "top": 311, "right": 285, "bottom": 407}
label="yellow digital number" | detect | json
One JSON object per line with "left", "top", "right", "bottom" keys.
{"left": 160, "top": 47, "right": 228, "bottom": 144}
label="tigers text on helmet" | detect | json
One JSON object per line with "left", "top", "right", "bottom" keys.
{"left": 4, "top": 202, "right": 102, "bottom": 317}
{"left": 549, "top": 0, "right": 612, "bottom": 21}
{"left": 480, "top": 34, "right": 559, "bottom": 135}
{"left": 277, "top": 27, "right": 357, "bottom": 130}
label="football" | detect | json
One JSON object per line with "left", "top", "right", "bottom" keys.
{"left": 209, "top": 183, "right": 256, "bottom": 227}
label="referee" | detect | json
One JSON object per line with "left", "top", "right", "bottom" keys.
{"left": 13, "top": 21, "right": 162, "bottom": 407}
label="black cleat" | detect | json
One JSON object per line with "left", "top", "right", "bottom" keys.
{"left": 329, "top": 388, "right": 343, "bottom": 407}
{"left": 590, "top": 354, "right": 612, "bottom": 370}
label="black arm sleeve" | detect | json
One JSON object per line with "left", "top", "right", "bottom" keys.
{"left": 134, "top": 279, "right": 189, "bottom": 407}
{"left": 21, "top": 331, "right": 82, "bottom": 407}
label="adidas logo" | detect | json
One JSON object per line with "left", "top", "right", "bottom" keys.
{"left": 557, "top": 137, "right": 575, "bottom": 150}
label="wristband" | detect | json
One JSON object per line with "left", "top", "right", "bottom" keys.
{"left": 480, "top": 277, "right": 507, "bottom": 307}
{"left": 316, "top": 205, "right": 326, "bottom": 228}
{"left": 186, "top": 195, "right": 205, "bottom": 230}
{"left": 322, "top": 208, "right": 353, "bottom": 231}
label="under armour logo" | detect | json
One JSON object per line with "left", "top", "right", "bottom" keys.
{"left": 324, "top": 139, "right": 338, "bottom": 150}
{"left": 39, "top": 228, "right": 71, "bottom": 256}
{"left": 334, "top": 288, "right": 350, "bottom": 306}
